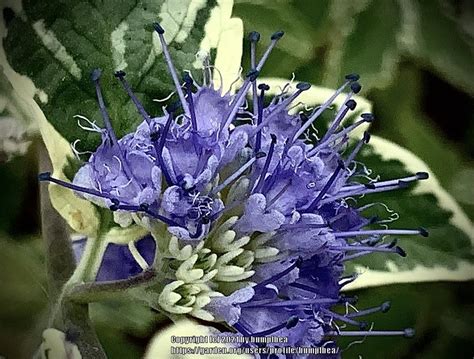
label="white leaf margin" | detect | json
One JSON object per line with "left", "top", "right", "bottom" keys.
{"left": 144, "top": 319, "right": 252, "bottom": 359}
{"left": 343, "top": 136, "right": 474, "bottom": 290}
{"left": 259, "top": 77, "right": 474, "bottom": 289}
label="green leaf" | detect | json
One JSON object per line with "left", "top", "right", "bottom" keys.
{"left": 371, "top": 64, "right": 474, "bottom": 219}
{"left": 399, "top": 0, "right": 474, "bottom": 96}
{"left": 0, "top": 235, "right": 48, "bottom": 357}
{"left": 4, "top": 0, "right": 228, "bottom": 153}
{"left": 336, "top": 0, "right": 401, "bottom": 90}
{"left": 344, "top": 135, "right": 474, "bottom": 289}
{"left": 233, "top": 0, "right": 329, "bottom": 78}
{"left": 338, "top": 282, "right": 474, "bottom": 358}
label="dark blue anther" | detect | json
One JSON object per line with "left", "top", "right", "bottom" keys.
{"left": 345, "top": 73, "right": 360, "bottom": 81}
{"left": 416, "top": 172, "right": 429, "bottom": 180}
{"left": 271, "top": 30, "right": 285, "bottom": 40}
{"left": 350, "top": 82, "right": 362, "bottom": 93}
{"left": 296, "top": 82, "right": 311, "bottom": 91}
{"left": 418, "top": 227, "right": 429, "bottom": 237}
{"left": 153, "top": 22, "right": 165, "bottom": 34}
{"left": 38, "top": 172, "right": 51, "bottom": 181}
{"left": 248, "top": 31, "right": 260, "bottom": 42}
{"left": 361, "top": 113, "right": 374, "bottom": 122}
{"left": 346, "top": 99, "right": 357, "bottom": 110}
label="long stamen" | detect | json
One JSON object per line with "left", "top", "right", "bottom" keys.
{"left": 320, "top": 180, "right": 414, "bottom": 204}
{"left": 183, "top": 72, "right": 198, "bottom": 132}
{"left": 292, "top": 74, "right": 359, "bottom": 142}
{"left": 249, "top": 31, "right": 260, "bottom": 117}
{"left": 240, "top": 297, "right": 340, "bottom": 309}
{"left": 306, "top": 160, "right": 346, "bottom": 212}
{"left": 39, "top": 172, "right": 116, "bottom": 201}
{"left": 254, "top": 134, "right": 276, "bottom": 193}
{"left": 256, "top": 31, "right": 284, "bottom": 71}
{"left": 211, "top": 152, "right": 266, "bottom": 195}
{"left": 289, "top": 282, "right": 336, "bottom": 294}
{"left": 220, "top": 31, "right": 285, "bottom": 134}
{"left": 330, "top": 245, "right": 407, "bottom": 257}
{"left": 321, "top": 308, "right": 365, "bottom": 328}
{"left": 345, "top": 131, "right": 370, "bottom": 166}
{"left": 110, "top": 203, "right": 179, "bottom": 227}
{"left": 114, "top": 70, "right": 151, "bottom": 124}
{"left": 252, "top": 316, "right": 299, "bottom": 337}
{"left": 266, "top": 180, "right": 293, "bottom": 209}
{"left": 326, "top": 328, "right": 415, "bottom": 338}
{"left": 154, "top": 111, "right": 175, "bottom": 185}
{"left": 220, "top": 69, "right": 260, "bottom": 133}
{"left": 340, "top": 172, "right": 429, "bottom": 193}
{"left": 279, "top": 82, "right": 311, "bottom": 109}
{"left": 347, "top": 302, "right": 391, "bottom": 318}
{"left": 333, "top": 228, "right": 429, "bottom": 238}
{"left": 91, "top": 69, "right": 138, "bottom": 185}
{"left": 312, "top": 113, "right": 374, "bottom": 153}
{"left": 153, "top": 22, "right": 190, "bottom": 116}
{"left": 254, "top": 257, "right": 301, "bottom": 289}
{"left": 255, "top": 83, "right": 269, "bottom": 152}
{"left": 320, "top": 94, "right": 358, "bottom": 142}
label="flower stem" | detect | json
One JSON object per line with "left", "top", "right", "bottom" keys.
{"left": 39, "top": 143, "right": 106, "bottom": 358}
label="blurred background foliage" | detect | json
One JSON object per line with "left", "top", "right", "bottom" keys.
{"left": 0, "top": 0, "right": 473, "bottom": 358}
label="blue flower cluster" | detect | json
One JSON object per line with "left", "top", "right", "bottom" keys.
{"left": 40, "top": 24, "right": 429, "bottom": 357}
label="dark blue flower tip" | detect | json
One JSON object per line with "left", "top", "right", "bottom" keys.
{"left": 248, "top": 31, "right": 261, "bottom": 42}
{"left": 418, "top": 227, "right": 429, "bottom": 237}
{"left": 271, "top": 30, "right": 285, "bottom": 40}
{"left": 388, "top": 239, "right": 398, "bottom": 248}
{"left": 364, "top": 183, "right": 376, "bottom": 189}
{"left": 345, "top": 73, "right": 360, "bottom": 81}
{"left": 270, "top": 133, "right": 277, "bottom": 143}
{"left": 153, "top": 22, "right": 165, "bottom": 34}
{"left": 363, "top": 131, "right": 371, "bottom": 143}
{"left": 246, "top": 69, "right": 259, "bottom": 81}
{"left": 296, "top": 82, "right": 311, "bottom": 91}
{"left": 38, "top": 172, "right": 51, "bottom": 181}
{"left": 350, "top": 81, "right": 362, "bottom": 93}
{"left": 140, "top": 203, "right": 150, "bottom": 211}
{"left": 183, "top": 71, "right": 193, "bottom": 84}
{"left": 346, "top": 99, "right": 357, "bottom": 110}
{"left": 91, "top": 68, "right": 102, "bottom": 82}
{"left": 395, "top": 246, "right": 407, "bottom": 257}
{"left": 109, "top": 204, "right": 119, "bottom": 211}
{"left": 258, "top": 83, "right": 270, "bottom": 91}
{"left": 286, "top": 316, "right": 299, "bottom": 329}
{"left": 361, "top": 113, "right": 374, "bottom": 122}
{"left": 416, "top": 172, "right": 429, "bottom": 180}
{"left": 295, "top": 256, "right": 303, "bottom": 268}
{"left": 114, "top": 70, "right": 126, "bottom": 78}
{"left": 111, "top": 198, "right": 120, "bottom": 206}
{"left": 256, "top": 151, "right": 267, "bottom": 159}
{"left": 150, "top": 130, "right": 160, "bottom": 142}
{"left": 359, "top": 321, "right": 369, "bottom": 330}
{"left": 381, "top": 301, "right": 391, "bottom": 313}
{"left": 404, "top": 328, "right": 415, "bottom": 338}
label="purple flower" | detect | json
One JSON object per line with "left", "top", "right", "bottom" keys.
{"left": 40, "top": 23, "right": 429, "bottom": 356}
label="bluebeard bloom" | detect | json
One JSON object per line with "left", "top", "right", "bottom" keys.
{"left": 39, "top": 23, "right": 430, "bottom": 357}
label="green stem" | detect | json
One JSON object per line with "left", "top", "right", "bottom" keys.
{"left": 39, "top": 143, "right": 106, "bottom": 358}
